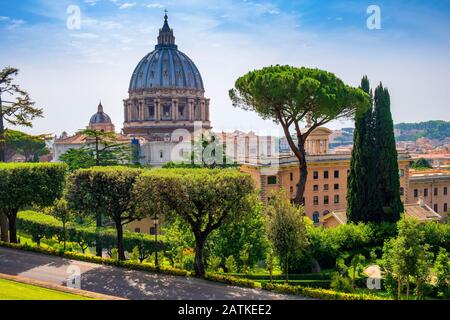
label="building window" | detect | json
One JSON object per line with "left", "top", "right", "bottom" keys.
{"left": 149, "top": 227, "right": 156, "bottom": 235}
{"left": 324, "top": 196, "right": 329, "bottom": 205}
{"left": 424, "top": 188, "right": 428, "bottom": 197}
{"left": 160, "top": 150, "right": 164, "bottom": 159}
{"left": 334, "top": 170, "right": 340, "bottom": 178}
{"left": 313, "top": 196, "right": 319, "bottom": 206}
{"left": 290, "top": 186, "right": 294, "bottom": 193}
{"left": 444, "top": 203, "right": 448, "bottom": 212}
{"left": 444, "top": 187, "right": 448, "bottom": 196}
{"left": 334, "top": 184, "right": 339, "bottom": 190}
{"left": 324, "top": 171, "right": 329, "bottom": 179}
{"left": 313, "top": 185, "right": 319, "bottom": 192}
{"left": 434, "top": 188, "right": 438, "bottom": 196}
{"left": 290, "top": 172, "right": 293, "bottom": 181}
{"left": 313, "top": 212, "right": 320, "bottom": 224}
{"left": 434, "top": 204, "right": 438, "bottom": 213}
{"left": 313, "top": 171, "right": 319, "bottom": 180}
{"left": 148, "top": 105, "right": 155, "bottom": 118}
{"left": 324, "top": 184, "right": 329, "bottom": 191}
{"left": 400, "top": 187, "right": 404, "bottom": 196}
{"left": 414, "top": 189, "right": 418, "bottom": 198}
{"left": 334, "top": 195, "right": 340, "bottom": 204}
{"left": 267, "top": 176, "right": 277, "bottom": 185}
{"left": 134, "top": 228, "right": 141, "bottom": 233}
{"left": 163, "top": 104, "right": 171, "bottom": 119}
{"left": 399, "top": 169, "right": 405, "bottom": 177}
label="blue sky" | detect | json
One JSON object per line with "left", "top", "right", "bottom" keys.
{"left": 1, "top": 0, "right": 450, "bottom": 136}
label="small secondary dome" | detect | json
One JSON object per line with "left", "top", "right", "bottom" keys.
{"left": 90, "top": 101, "right": 112, "bottom": 124}
{"left": 129, "top": 13, "right": 204, "bottom": 92}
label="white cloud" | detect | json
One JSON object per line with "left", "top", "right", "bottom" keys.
{"left": 0, "top": 15, "right": 25, "bottom": 29}
{"left": 119, "top": 2, "right": 137, "bottom": 9}
{"left": 145, "top": 3, "right": 165, "bottom": 9}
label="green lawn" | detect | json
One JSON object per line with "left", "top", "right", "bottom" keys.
{"left": 0, "top": 279, "right": 94, "bottom": 300}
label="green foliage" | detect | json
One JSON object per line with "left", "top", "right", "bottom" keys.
{"left": 0, "top": 67, "right": 44, "bottom": 162}
{"left": 66, "top": 166, "right": 145, "bottom": 260}
{"left": 207, "top": 256, "right": 223, "bottom": 273}
{"left": 230, "top": 65, "right": 369, "bottom": 204}
{"left": 0, "top": 162, "right": 67, "bottom": 242}
{"left": 225, "top": 255, "right": 238, "bottom": 273}
{"left": 434, "top": 248, "right": 450, "bottom": 299}
{"left": 347, "top": 76, "right": 377, "bottom": 223}
{"left": 265, "top": 190, "right": 309, "bottom": 281}
{"left": 60, "top": 129, "right": 131, "bottom": 171}
{"left": 134, "top": 168, "right": 255, "bottom": 276}
{"left": 330, "top": 273, "right": 354, "bottom": 293}
{"left": 3, "top": 129, "right": 50, "bottom": 162}
{"left": 411, "top": 158, "right": 433, "bottom": 169}
{"left": 261, "top": 282, "right": 386, "bottom": 300}
{"left": 381, "top": 218, "right": 433, "bottom": 300}
{"left": 373, "top": 83, "right": 404, "bottom": 222}
{"left": 395, "top": 120, "right": 450, "bottom": 141}
{"left": 16, "top": 210, "right": 165, "bottom": 256}
{"left": 207, "top": 199, "right": 268, "bottom": 271}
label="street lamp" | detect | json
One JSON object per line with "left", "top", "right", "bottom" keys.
{"left": 152, "top": 213, "right": 159, "bottom": 267}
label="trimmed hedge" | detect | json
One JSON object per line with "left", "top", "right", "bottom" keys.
{"left": 16, "top": 211, "right": 166, "bottom": 254}
{"left": 0, "top": 241, "right": 189, "bottom": 277}
{"left": 261, "top": 282, "right": 388, "bottom": 300}
{"left": 204, "top": 273, "right": 261, "bottom": 289}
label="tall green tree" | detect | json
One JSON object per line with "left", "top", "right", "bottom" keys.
{"left": 0, "top": 67, "right": 43, "bottom": 162}
{"left": 66, "top": 167, "right": 144, "bottom": 261}
{"left": 347, "top": 76, "right": 379, "bottom": 222}
{"left": 134, "top": 168, "right": 255, "bottom": 276}
{"left": 265, "top": 190, "right": 309, "bottom": 283}
{"left": 229, "top": 66, "right": 369, "bottom": 205}
{"left": 373, "top": 84, "right": 404, "bottom": 222}
{"left": 44, "top": 198, "right": 77, "bottom": 250}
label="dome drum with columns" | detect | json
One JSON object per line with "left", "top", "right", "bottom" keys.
{"left": 123, "top": 13, "right": 211, "bottom": 139}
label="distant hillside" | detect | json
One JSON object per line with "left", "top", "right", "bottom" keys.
{"left": 395, "top": 120, "right": 450, "bottom": 141}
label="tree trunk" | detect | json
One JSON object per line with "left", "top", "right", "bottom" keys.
{"left": 285, "top": 254, "right": 289, "bottom": 284}
{"left": 294, "top": 145, "right": 308, "bottom": 205}
{"left": 96, "top": 213, "right": 102, "bottom": 257}
{"left": 0, "top": 96, "right": 5, "bottom": 162}
{"left": 406, "top": 277, "right": 410, "bottom": 300}
{"left": 62, "top": 222, "right": 66, "bottom": 251}
{"left": 0, "top": 211, "right": 8, "bottom": 242}
{"left": 194, "top": 233, "right": 207, "bottom": 277}
{"left": 397, "top": 277, "right": 402, "bottom": 301}
{"left": 115, "top": 219, "right": 126, "bottom": 261}
{"left": 8, "top": 212, "right": 17, "bottom": 243}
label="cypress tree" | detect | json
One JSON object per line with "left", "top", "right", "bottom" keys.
{"left": 373, "top": 83, "right": 403, "bottom": 222}
{"left": 347, "top": 76, "right": 377, "bottom": 223}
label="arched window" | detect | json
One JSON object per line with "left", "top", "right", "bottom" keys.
{"left": 313, "top": 212, "right": 320, "bottom": 224}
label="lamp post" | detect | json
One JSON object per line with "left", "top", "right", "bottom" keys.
{"left": 152, "top": 213, "right": 159, "bottom": 267}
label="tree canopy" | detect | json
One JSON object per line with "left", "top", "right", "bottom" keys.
{"left": 0, "top": 67, "right": 43, "bottom": 162}
{"left": 230, "top": 65, "right": 369, "bottom": 204}
{"left": 134, "top": 168, "right": 255, "bottom": 276}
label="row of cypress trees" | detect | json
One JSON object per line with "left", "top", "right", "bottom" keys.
{"left": 347, "top": 76, "right": 404, "bottom": 223}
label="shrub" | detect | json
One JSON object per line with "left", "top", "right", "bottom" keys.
{"left": 225, "top": 255, "right": 238, "bottom": 273}
{"left": 0, "top": 162, "right": 67, "bottom": 243}
{"left": 330, "top": 273, "right": 354, "bottom": 293}
{"left": 261, "top": 282, "right": 386, "bottom": 300}
{"left": 204, "top": 273, "right": 260, "bottom": 289}
{"left": 16, "top": 211, "right": 166, "bottom": 255}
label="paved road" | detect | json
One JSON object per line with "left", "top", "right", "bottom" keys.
{"left": 0, "top": 247, "right": 306, "bottom": 300}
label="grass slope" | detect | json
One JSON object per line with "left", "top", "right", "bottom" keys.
{"left": 0, "top": 279, "right": 93, "bottom": 300}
